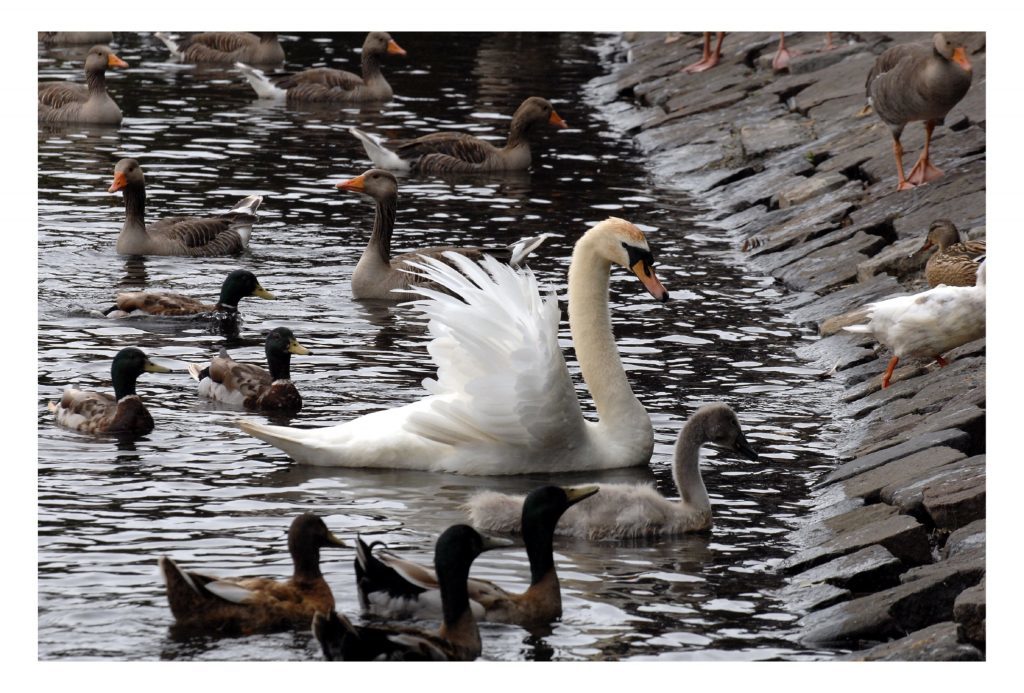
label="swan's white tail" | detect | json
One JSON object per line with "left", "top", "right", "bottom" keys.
{"left": 348, "top": 127, "right": 411, "bottom": 172}
{"left": 842, "top": 323, "right": 872, "bottom": 334}
{"left": 235, "top": 62, "right": 287, "bottom": 99}
{"left": 154, "top": 32, "right": 183, "bottom": 59}
{"left": 507, "top": 234, "right": 550, "bottom": 267}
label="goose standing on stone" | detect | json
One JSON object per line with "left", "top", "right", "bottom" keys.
{"left": 108, "top": 158, "right": 263, "bottom": 256}
{"left": 467, "top": 404, "right": 758, "bottom": 540}
{"left": 336, "top": 169, "right": 547, "bottom": 300}
{"left": 918, "top": 219, "right": 986, "bottom": 287}
{"left": 349, "top": 96, "right": 567, "bottom": 174}
{"left": 236, "top": 32, "right": 404, "bottom": 102}
{"left": 240, "top": 217, "right": 670, "bottom": 474}
{"left": 38, "top": 45, "right": 128, "bottom": 125}
{"left": 159, "top": 513, "right": 346, "bottom": 636}
{"left": 681, "top": 32, "right": 725, "bottom": 73}
{"left": 155, "top": 31, "right": 284, "bottom": 65}
{"left": 312, "top": 525, "right": 510, "bottom": 661}
{"left": 844, "top": 261, "right": 985, "bottom": 388}
{"left": 47, "top": 347, "right": 171, "bottom": 435}
{"left": 866, "top": 33, "right": 973, "bottom": 191}
{"left": 356, "top": 485, "right": 598, "bottom": 630}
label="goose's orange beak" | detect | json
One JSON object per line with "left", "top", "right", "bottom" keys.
{"left": 952, "top": 46, "right": 972, "bottom": 72}
{"left": 108, "top": 171, "right": 127, "bottom": 193}
{"left": 108, "top": 53, "right": 128, "bottom": 69}
{"left": 336, "top": 174, "right": 365, "bottom": 192}
{"left": 549, "top": 110, "right": 567, "bottom": 128}
{"left": 631, "top": 260, "right": 669, "bottom": 302}
{"left": 387, "top": 40, "right": 406, "bottom": 57}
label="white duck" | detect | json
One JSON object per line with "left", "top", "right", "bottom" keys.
{"left": 844, "top": 261, "right": 985, "bottom": 388}
{"left": 239, "top": 217, "right": 669, "bottom": 475}
{"left": 465, "top": 403, "right": 759, "bottom": 540}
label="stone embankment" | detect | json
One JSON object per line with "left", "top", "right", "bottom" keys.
{"left": 590, "top": 31, "right": 986, "bottom": 660}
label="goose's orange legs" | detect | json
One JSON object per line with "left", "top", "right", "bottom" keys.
{"left": 683, "top": 32, "right": 725, "bottom": 73}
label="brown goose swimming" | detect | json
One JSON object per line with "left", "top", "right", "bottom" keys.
{"left": 866, "top": 33, "right": 973, "bottom": 191}
{"left": 38, "top": 45, "right": 127, "bottom": 125}
{"left": 39, "top": 32, "right": 114, "bottom": 45}
{"left": 349, "top": 96, "right": 567, "bottom": 174}
{"left": 237, "top": 32, "right": 405, "bottom": 102}
{"left": 155, "top": 31, "right": 284, "bottom": 65}
{"left": 159, "top": 513, "right": 346, "bottom": 637}
{"left": 336, "top": 169, "right": 547, "bottom": 300}
{"left": 108, "top": 158, "right": 263, "bottom": 256}
{"left": 919, "top": 219, "right": 986, "bottom": 287}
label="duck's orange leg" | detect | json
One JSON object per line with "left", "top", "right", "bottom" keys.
{"left": 881, "top": 356, "right": 899, "bottom": 388}
{"left": 907, "top": 121, "right": 944, "bottom": 185}
{"left": 683, "top": 32, "right": 725, "bottom": 73}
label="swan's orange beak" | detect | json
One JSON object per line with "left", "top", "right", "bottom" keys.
{"left": 108, "top": 171, "right": 127, "bottom": 193}
{"left": 952, "top": 46, "right": 971, "bottom": 72}
{"left": 387, "top": 39, "right": 406, "bottom": 57}
{"left": 336, "top": 174, "right": 365, "bottom": 192}
{"left": 632, "top": 260, "right": 669, "bottom": 302}
{"left": 108, "top": 53, "right": 128, "bottom": 69}
{"left": 549, "top": 110, "right": 567, "bottom": 128}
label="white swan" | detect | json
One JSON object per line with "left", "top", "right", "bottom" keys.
{"left": 844, "top": 260, "right": 986, "bottom": 388}
{"left": 465, "top": 403, "right": 759, "bottom": 539}
{"left": 239, "top": 217, "right": 670, "bottom": 475}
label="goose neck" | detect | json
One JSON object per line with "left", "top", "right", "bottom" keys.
{"left": 86, "top": 66, "right": 107, "bottom": 94}
{"left": 122, "top": 180, "right": 146, "bottom": 229}
{"left": 366, "top": 194, "right": 396, "bottom": 266}
{"left": 361, "top": 50, "right": 383, "bottom": 81}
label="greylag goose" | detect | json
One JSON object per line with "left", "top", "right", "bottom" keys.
{"left": 187, "top": 327, "right": 311, "bottom": 412}
{"left": 47, "top": 347, "right": 171, "bottom": 435}
{"left": 159, "top": 513, "right": 347, "bottom": 636}
{"left": 866, "top": 33, "right": 973, "bottom": 190}
{"left": 336, "top": 169, "right": 547, "bottom": 300}
{"left": 355, "top": 485, "right": 598, "bottom": 630}
{"left": 919, "top": 219, "right": 986, "bottom": 287}
{"left": 239, "top": 217, "right": 670, "bottom": 474}
{"left": 104, "top": 269, "right": 274, "bottom": 318}
{"left": 844, "top": 261, "right": 985, "bottom": 388}
{"left": 312, "top": 525, "right": 511, "bottom": 661}
{"left": 155, "top": 31, "right": 284, "bottom": 65}
{"left": 236, "top": 32, "right": 405, "bottom": 102}
{"left": 467, "top": 404, "right": 759, "bottom": 540}
{"left": 349, "top": 96, "right": 567, "bottom": 174}
{"left": 681, "top": 32, "right": 725, "bottom": 73}
{"left": 39, "top": 32, "right": 114, "bottom": 45}
{"left": 108, "top": 158, "right": 263, "bottom": 256}
{"left": 38, "top": 44, "right": 127, "bottom": 125}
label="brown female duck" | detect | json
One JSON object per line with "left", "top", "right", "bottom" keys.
{"left": 38, "top": 45, "right": 127, "bottom": 125}
{"left": 337, "top": 169, "right": 547, "bottom": 300}
{"left": 108, "top": 158, "right": 263, "bottom": 256}
{"left": 159, "top": 513, "right": 346, "bottom": 636}
{"left": 187, "top": 327, "right": 311, "bottom": 412}
{"left": 237, "top": 32, "right": 405, "bottom": 102}
{"left": 155, "top": 31, "right": 284, "bottom": 65}
{"left": 919, "top": 219, "right": 986, "bottom": 287}
{"left": 48, "top": 347, "right": 170, "bottom": 435}
{"left": 349, "top": 96, "right": 567, "bottom": 174}
{"left": 356, "top": 485, "right": 597, "bottom": 633}
{"left": 312, "top": 525, "right": 510, "bottom": 661}
{"left": 866, "top": 33, "right": 973, "bottom": 191}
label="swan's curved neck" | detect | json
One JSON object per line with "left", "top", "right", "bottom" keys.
{"left": 567, "top": 235, "right": 646, "bottom": 426}
{"left": 673, "top": 416, "right": 710, "bottom": 511}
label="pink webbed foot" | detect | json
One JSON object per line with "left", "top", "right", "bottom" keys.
{"left": 906, "top": 156, "right": 944, "bottom": 185}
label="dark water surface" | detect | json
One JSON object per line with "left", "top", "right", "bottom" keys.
{"left": 38, "top": 32, "right": 845, "bottom": 660}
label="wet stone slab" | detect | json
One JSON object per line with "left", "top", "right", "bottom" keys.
{"left": 839, "top": 622, "right": 983, "bottom": 661}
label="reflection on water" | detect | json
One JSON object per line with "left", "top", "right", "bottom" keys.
{"left": 38, "top": 32, "right": 844, "bottom": 661}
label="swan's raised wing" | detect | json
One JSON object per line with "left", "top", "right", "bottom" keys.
{"left": 402, "top": 253, "right": 586, "bottom": 450}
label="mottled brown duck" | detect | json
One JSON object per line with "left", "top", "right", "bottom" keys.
{"left": 155, "top": 31, "right": 284, "bottom": 65}
{"left": 38, "top": 44, "right": 127, "bottom": 124}
{"left": 159, "top": 513, "right": 346, "bottom": 636}
{"left": 919, "top": 219, "right": 986, "bottom": 287}
{"left": 108, "top": 158, "right": 263, "bottom": 256}
{"left": 349, "top": 96, "right": 567, "bottom": 174}
{"left": 105, "top": 269, "right": 274, "bottom": 319}
{"left": 312, "top": 525, "right": 511, "bottom": 661}
{"left": 356, "top": 485, "right": 598, "bottom": 632}
{"left": 866, "top": 33, "right": 973, "bottom": 191}
{"left": 47, "top": 347, "right": 170, "bottom": 435}
{"left": 187, "top": 327, "right": 311, "bottom": 412}
{"left": 237, "top": 32, "right": 404, "bottom": 102}
{"left": 336, "top": 169, "right": 547, "bottom": 300}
